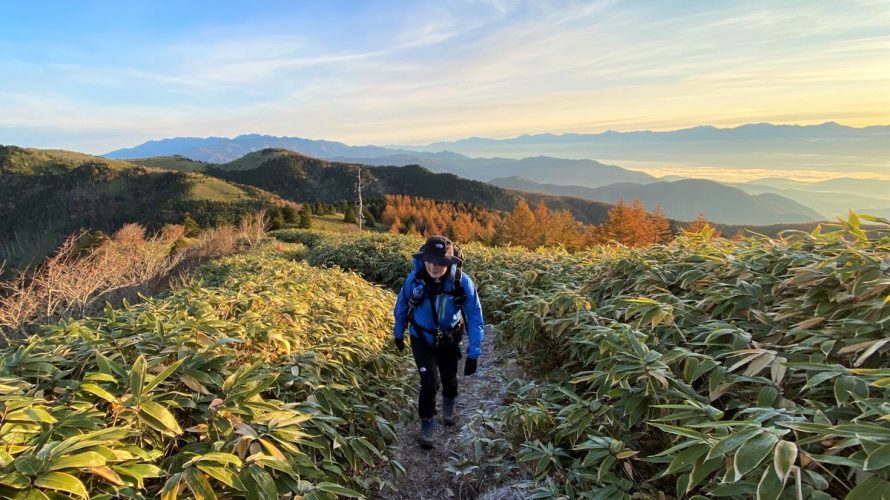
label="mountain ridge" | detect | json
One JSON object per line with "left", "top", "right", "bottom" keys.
{"left": 413, "top": 121, "right": 890, "bottom": 149}
{"left": 0, "top": 146, "right": 290, "bottom": 269}
{"left": 490, "top": 176, "right": 823, "bottom": 224}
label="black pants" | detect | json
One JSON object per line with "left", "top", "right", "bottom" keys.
{"left": 410, "top": 331, "right": 462, "bottom": 419}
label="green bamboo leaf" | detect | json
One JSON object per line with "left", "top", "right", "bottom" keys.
{"left": 803, "top": 371, "right": 841, "bottom": 390}
{"left": 806, "top": 454, "right": 864, "bottom": 468}
{"left": 34, "top": 472, "right": 88, "bottom": 499}
{"left": 686, "top": 456, "right": 723, "bottom": 493}
{"left": 706, "top": 428, "right": 763, "bottom": 461}
{"left": 834, "top": 423, "right": 890, "bottom": 439}
{"left": 196, "top": 465, "right": 240, "bottom": 489}
{"left": 0, "top": 471, "right": 31, "bottom": 488}
{"left": 5, "top": 407, "right": 56, "bottom": 424}
{"left": 161, "top": 472, "right": 183, "bottom": 500}
{"left": 845, "top": 475, "right": 890, "bottom": 500}
{"left": 184, "top": 468, "right": 217, "bottom": 500}
{"left": 80, "top": 383, "right": 116, "bottom": 403}
{"left": 249, "top": 456, "right": 296, "bottom": 476}
{"left": 47, "top": 451, "right": 106, "bottom": 471}
{"left": 772, "top": 441, "right": 796, "bottom": 483}
{"left": 649, "top": 423, "right": 708, "bottom": 441}
{"left": 83, "top": 373, "right": 118, "bottom": 383}
{"left": 14, "top": 455, "right": 43, "bottom": 476}
{"left": 666, "top": 444, "right": 709, "bottom": 474}
{"left": 316, "top": 482, "right": 364, "bottom": 498}
{"left": 185, "top": 452, "right": 242, "bottom": 468}
{"left": 138, "top": 401, "right": 183, "bottom": 436}
{"left": 872, "top": 377, "right": 890, "bottom": 387}
{"left": 734, "top": 433, "right": 778, "bottom": 479}
{"left": 864, "top": 443, "right": 890, "bottom": 471}
{"left": 756, "top": 464, "right": 784, "bottom": 500}
{"left": 15, "top": 489, "right": 51, "bottom": 500}
{"left": 245, "top": 465, "right": 277, "bottom": 500}
{"left": 143, "top": 359, "right": 185, "bottom": 394}
{"left": 52, "top": 428, "right": 129, "bottom": 458}
{"left": 130, "top": 355, "right": 146, "bottom": 401}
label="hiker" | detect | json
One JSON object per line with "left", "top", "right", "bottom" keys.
{"left": 393, "top": 235, "right": 484, "bottom": 449}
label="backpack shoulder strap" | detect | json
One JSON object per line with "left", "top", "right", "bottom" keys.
{"left": 447, "top": 239, "right": 467, "bottom": 311}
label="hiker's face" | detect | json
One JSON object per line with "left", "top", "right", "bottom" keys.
{"left": 424, "top": 260, "right": 448, "bottom": 279}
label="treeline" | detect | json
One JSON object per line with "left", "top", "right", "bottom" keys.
{"left": 381, "top": 194, "right": 503, "bottom": 243}
{"left": 502, "top": 197, "right": 718, "bottom": 249}
{"left": 378, "top": 194, "right": 718, "bottom": 250}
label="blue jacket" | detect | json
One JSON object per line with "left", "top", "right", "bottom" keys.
{"left": 393, "top": 258, "right": 484, "bottom": 359}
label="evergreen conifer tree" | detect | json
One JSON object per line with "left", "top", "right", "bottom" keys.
{"left": 182, "top": 215, "right": 200, "bottom": 237}
{"left": 298, "top": 207, "right": 312, "bottom": 229}
{"left": 344, "top": 206, "right": 357, "bottom": 224}
{"left": 282, "top": 205, "right": 299, "bottom": 224}
{"left": 362, "top": 207, "right": 376, "bottom": 228}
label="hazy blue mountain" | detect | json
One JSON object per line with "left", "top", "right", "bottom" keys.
{"left": 733, "top": 180, "right": 890, "bottom": 219}
{"left": 105, "top": 136, "right": 230, "bottom": 159}
{"left": 489, "top": 176, "right": 823, "bottom": 224}
{"left": 743, "top": 177, "right": 890, "bottom": 199}
{"left": 106, "top": 134, "right": 656, "bottom": 187}
{"left": 106, "top": 134, "right": 414, "bottom": 163}
{"left": 401, "top": 122, "right": 889, "bottom": 175}
{"left": 338, "top": 155, "right": 656, "bottom": 187}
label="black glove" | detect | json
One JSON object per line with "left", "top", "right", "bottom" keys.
{"left": 464, "top": 357, "right": 477, "bottom": 376}
{"left": 394, "top": 337, "right": 405, "bottom": 352}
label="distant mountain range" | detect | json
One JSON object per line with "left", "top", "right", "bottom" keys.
{"left": 6, "top": 144, "right": 834, "bottom": 275}
{"left": 732, "top": 177, "right": 890, "bottom": 220}
{"left": 103, "top": 124, "right": 887, "bottom": 223}
{"left": 106, "top": 135, "right": 655, "bottom": 188}
{"left": 105, "top": 123, "right": 889, "bottom": 179}
{"left": 490, "top": 177, "right": 823, "bottom": 224}
{"left": 136, "top": 149, "right": 616, "bottom": 225}
{"left": 331, "top": 155, "right": 658, "bottom": 187}
{"left": 401, "top": 122, "right": 889, "bottom": 175}
{"left": 106, "top": 134, "right": 404, "bottom": 164}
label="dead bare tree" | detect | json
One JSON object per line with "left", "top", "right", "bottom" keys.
{"left": 356, "top": 168, "right": 364, "bottom": 232}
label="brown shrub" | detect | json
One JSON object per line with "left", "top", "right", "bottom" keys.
{"left": 0, "top": 214, "right": 269, "bottom": 341}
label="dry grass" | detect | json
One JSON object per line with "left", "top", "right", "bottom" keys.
{"left": 0, "top": 212, "right": 270, "bottom": 341}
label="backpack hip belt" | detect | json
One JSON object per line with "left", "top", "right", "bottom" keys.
{"left": 410, "top": 316, "right": 464, "bottom": 348}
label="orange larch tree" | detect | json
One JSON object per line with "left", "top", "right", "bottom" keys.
{"left": 502, "top": 198, "right": 539, "bottom": 248}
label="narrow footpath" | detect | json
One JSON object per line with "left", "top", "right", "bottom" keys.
{"left": 375, "top": 325, "right": 526, "bottom": 500}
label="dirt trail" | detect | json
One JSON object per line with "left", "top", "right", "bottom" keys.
{"left": 374, "top": 325, "right": 524, "bottom": 499}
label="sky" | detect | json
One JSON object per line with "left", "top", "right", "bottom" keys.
{"left": 0, "top": 0, "right": 888, "bottom": 154}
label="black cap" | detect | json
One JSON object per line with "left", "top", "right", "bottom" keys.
{"left": 413, "top": 235, "right": 461, "bottom": 266}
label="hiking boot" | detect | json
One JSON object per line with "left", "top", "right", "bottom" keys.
{"left": 418, "top": 418, "right": 435, "bottom": 449}
{"left": 442, "top": 398, "right": 456, "bottom": 426}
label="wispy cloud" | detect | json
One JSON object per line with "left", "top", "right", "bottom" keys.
{"left": 0, "top": 0, "right": 887, "bottom": 154}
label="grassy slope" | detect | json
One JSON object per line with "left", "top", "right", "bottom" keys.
{"left": 0, "top": 241, "right": 412, "bottom": 498}
{"left": 0, "top": 146, "right": 137, "bottom": 175}
{"left": 306, "top": 214, "right": 388, "bottom": 234}
{"left": 216, "top": 148, "right": 299, "bottom": 171}
{"left": 187, "top": 173, "right": 250, "bottom": 201}
{"left": 129, "top": 155, "right": 210, "bottom": 172}
{"left": 0, "top": 146, "right": 286, "bottom": 271}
